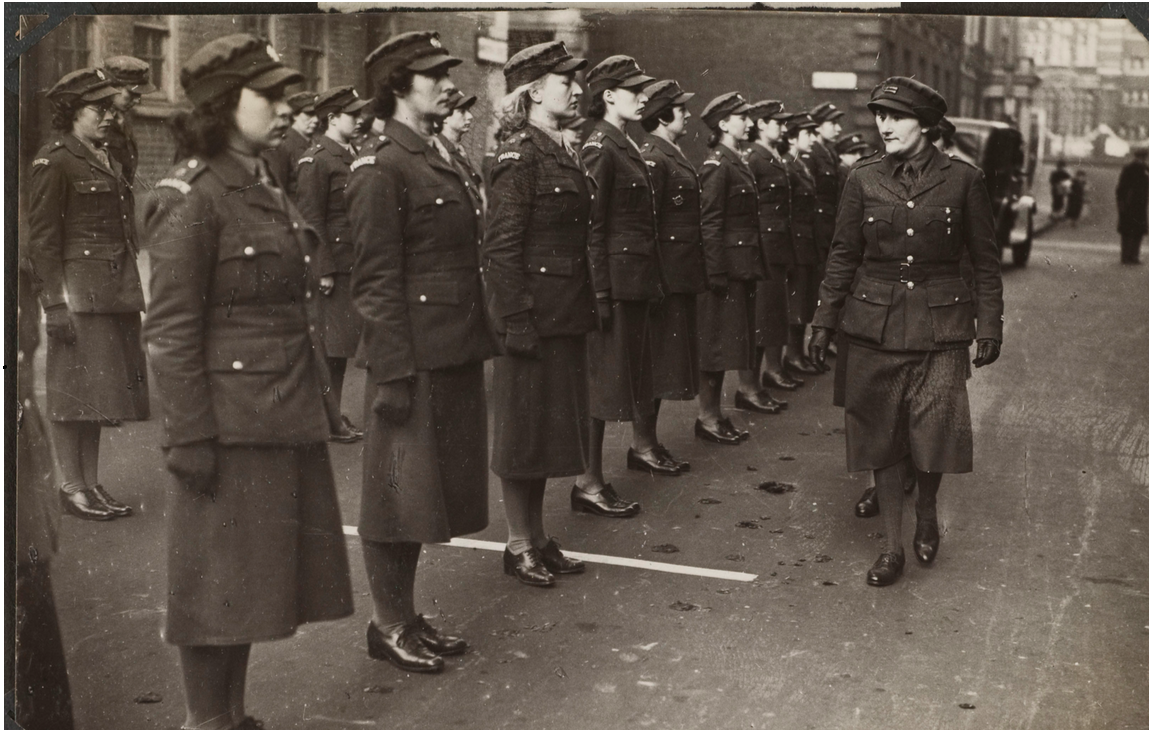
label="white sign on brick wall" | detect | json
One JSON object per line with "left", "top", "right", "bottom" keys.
{"left": 812, "top": 72, "right": 858, "bottom": 90}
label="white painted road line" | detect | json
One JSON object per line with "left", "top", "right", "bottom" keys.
{"left": 341, "top": 527, "right": 759, "bottom": 582}
{"left": 1036, "top": 239, "right": 1142, "bottom": 254}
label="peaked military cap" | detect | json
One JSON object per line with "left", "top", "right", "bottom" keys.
{"left": 834, "top": 131, "right": 870, "bottom": 156}
{"left": 314, "top": 86, "right": 368, "bottom": 117}
{"left": 181, "top": 34, "right": 302, "bottom": 107}
{"left": 47, "top": 67, "right": 119, "bottom": 103}
{"left": 287, "top": 91, "right": 318, "bottom": 114}
{"left": 745, "top": 99, "right": 785, "bottom": 122}
{"left": 447, "top": 90, "right": 477, "bottom": 111}
{"left": 810, "top": 101, "right": 845, "bottom": 123}
{"left": 868, "top": 76, "right": 947, "bottom": 126}
{"left": 102, "top": 56, "right": 158, "bottom": 95}
{"left": 701, "top": 92, "right": 753, "bottom": 130}
{"left": 640, "top": 79, "right": 694, "bottom": 121}
{"left": 364, "top": 31, "right": 461, "bottom": 85}
{"left": 586, "top": 55, "right": 654, "bottom": 96}
{"left": 504, "top": 41, "right": 587, "bottom": 91}
{"left": 784, "top": 112, "right": 818, "bottom": 135}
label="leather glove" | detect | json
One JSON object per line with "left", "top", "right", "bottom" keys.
{"left": 708, "top": 278, "right": 729, "bottom": 299}
{"left": 972, "top": 338, "right": 1001, "bottom": 368}
{"left": 504, "top": 314, "right": 541, "bottom": 359}
{"left": 165, "top": 440, "right": 217, "bottom": 497}
{"left": 595, "top": 297, "right": 613, "bottom": 332}
{"left": 372, "top": 379, "right": 412, "bottom": 424}
{"left": 318, "top": 275, "right": 336, "bottom": 296}
{"left": 44, "top": 304, "right": 76, "bottom": 344}
{"left": 808, "top": 326, "right": 834, "bottom": 368}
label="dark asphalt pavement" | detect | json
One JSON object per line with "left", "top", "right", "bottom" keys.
{"left": 39, "top": 206, "right": 1147, "bottom": 729}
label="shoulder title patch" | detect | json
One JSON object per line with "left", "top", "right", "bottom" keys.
{"left": 497, "top": 151, "right": 521, "bottom": 162}
{"left": 157, "top": 178, "right": 192, "bottom": 194}
{"left": 33, "top": 158, "right": 50, "bottom": 167}
{"left": 298, "top": 156, "right": 315, "bottom": 165}
{"left": 645, "top": 160, "right": 656, "bottom": 167}
{"left": 583, "top": 140, "right": 603, "bottom": 150}
{"left": 350, "top": 156, "right": 376, "bottom": 172}
{"left": 703, "top": 159, "right": 722, "bottom": 166}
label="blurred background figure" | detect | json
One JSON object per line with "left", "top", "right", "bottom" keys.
{"left": 262, "top": 89, "right": 318, "bottom": 196}
{"left": 1065, "top": 169, "right": 1088, "bottom": 227}
{"left": 1117, "top": 143, "right": 1149, "bottom": 265}
{"left": 1049, "top": 158, "right": 1071, "bottom": 219}
{"left": 101, "top": 55, "right": 158, "bottom": 185}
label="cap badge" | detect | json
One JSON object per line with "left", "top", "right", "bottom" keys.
{"left": 96, "top": 70, "right": 106, "bottom": 80}
{"left": 352, "top": 90, "right": 359, "bottom": 98}
{"left": 430, "top": 37, "right": 442, "bottom": 49}
{"left": 267, "top": 45, "right": 281, "bottom": 62}
{"left": 883, "top": 85, "right": 899, "bottom": 94}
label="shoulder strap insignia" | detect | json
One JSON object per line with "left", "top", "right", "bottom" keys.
{"left": 33, "top": 158, "right": 50, "bottom": 167}
{"left": 157, "top": 177, "right": 192, "bottom": 194}
{"left": 298, "top": 156, "right": 315, "bottom": 165}
{"left": 170, "top": 157, "right": 208, "bottom": 183}
{"left": 497, "top": 151, "right": 522, "bottom": 162}
{"left": 351, "top": 156, "right": 376, "bottom": 172}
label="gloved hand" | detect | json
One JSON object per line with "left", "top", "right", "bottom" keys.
{"left": 808, "top": 326, "right": 835, "bottom": 368}
{"left": 595, "top": 296, "right": 613, "bottom": 332}
{"left": 165, "top": 440, "right": 217, "bottom": 497}
{"left": 504, "top": 313, "right": 541, "bottom": 359}
{"left": 44, "top": 304, "right": 76, "bottom": 344}
{"left": 318, "top": 275, "right": 336, "bottom": 296}
{"left": 972, "top": 338, "right": 1001, "bottom": 368}
{"left": 372, "top": 379, "right": 412, "bottom": 424}
{"left": 708, "top": 277, "right": 729, "bottom": 299}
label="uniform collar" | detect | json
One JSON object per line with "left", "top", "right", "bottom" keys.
{"left": 384, "top": 118, "right": 468, "bottom": 182}
{"left": 878, "top": 144, "right": 951, "bottom": 199}
{"left": 64, "top": 133, "right": 119, "bottom": 178}
{"left": 525, "top": 122, "right": 582, "bottom": 170}
{"left": 647, "top": 134, "right": 693, "bottom": 171}
{"left": 318, "top": 133, "right": 355, "bottom": 163}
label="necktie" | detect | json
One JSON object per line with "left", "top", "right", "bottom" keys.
{"left": 430, "top": 136, "right": 453, "bottom": 164}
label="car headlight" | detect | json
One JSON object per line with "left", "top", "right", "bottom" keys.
{"left": 1014, "top": 195, "right": 1036, "bottom": 213}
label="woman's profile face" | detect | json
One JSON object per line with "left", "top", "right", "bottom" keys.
{"left": 761, "top": 117, "right": 782, "bottom": 144}
{"left": 875, "top": 108, "right": 924, "bottom": 158}
{"left": 535, "top": 72, "right": 582, "bottom": 121}
{"left": 329, "top": 110, "right": 357, "bottom": 139}
{"left": 792, "top": 128, "right": 815, "bottom": 153}
{"left": 234, "top": 86, "right": 291, "bottom": 153}
{"left": 720, "top": 113, "right": 750, "bottom": 142}
{"left": 404, "top": 69, "right": 457, "bottom": 119}
{"left": 73, "top": 101, "right": 114, "bottom": 144}
{"left": 607, "top": 85, "right": 648, "bottom": 122}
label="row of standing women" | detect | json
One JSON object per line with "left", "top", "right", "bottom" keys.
{"left": 23, "top": 28, "right": 1002, "bottom": 729}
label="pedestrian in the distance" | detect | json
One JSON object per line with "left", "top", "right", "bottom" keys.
{"left": 1066, "top": 170, "right": 1087, "bottom": 226}
{"left": 695, "top": 92, "right": 774, "bottom": 446}
{"left": 1117, "top": 143, "right": 1148, "bottom": 264}
{"left": 295, "top": 85, "right": 370, "bottom": 444}
{"left": 485, "top": 40, "right": 595, "bottom": 587}
{"left": 101, "top": 55, "right": 158, "bottom": 185}
{"left": 143, "top": 34, "right": 354, "bottom": 729}
{"left": 809, "top": 76, "right": 1004, "bottom": 587}
{"left": 347, "top": 31, "right": 495, "bottom": 673}
{"left": 574, "top": 54, "right": 664, "bottom": 514}
{"left": 262, "top": 90, "right": 318, "bottom": 196}
{"left": 26, "top": 67, "right": 150, "bottom": 522}
{"left": 1049, "top": 159, "right": 1071, "bottom": 218}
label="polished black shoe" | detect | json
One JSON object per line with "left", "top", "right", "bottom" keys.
{"left": 411, "top": 614, "right": 468, "bottom": 655}
{"left": 655, "top": 444, "right": 690, "bottom": 472}
{"left": 341, "top": 415, "right": 364, "bottom": 438}
{"left": 780, "top": 365, "right": 806, "bottom": 386}
{"left": 538, "top": 538, "right": 585, "bottom": 575}
{"left": 60, "top": 488, "right": 116, "bottom": 521}
{"left": 784, "top": 355, "right": 822, "bottom": 375}
{"left": 694, "top": 418, "right": 741, "bottom": 445}
{"left": 503, "top": 547, "right": 555, "bottom": 586}
{"left": 719, "top": 417, "right": 750, "bottom": 442}
{"left": 89, "top": 484, "right": 133, "bottom": 517}
{"left": 627, "top": 447, "right": 681, "bottom": 476}
{"left": 734, "top": 390, "right": 782, "bottom": 414}
{"left": 762, "top": 369, "right": 799, "bottom": 391}
{"left": 233, "top": 716, "right": 265, "bottom": 729}
{"left": 913, "top": 517, "right": 940, "bottom": 564}
{"left": 367, "top": 621, "right": 444, "bottom": 673}
{"left": 570, "top": 483, "right": 641, "bottom": 518}
{"left": 866, "top": 550, "right": 906, "bottom": 587}
{"left": 329, "top": 425, "right": 362, "bottom": 443}
{"left": 855, "top": 486, "right": 879, "bottom": 518}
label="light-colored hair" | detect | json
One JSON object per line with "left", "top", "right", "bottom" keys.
{"left": 494, "top": 78, "right": 546, "bottom": 138}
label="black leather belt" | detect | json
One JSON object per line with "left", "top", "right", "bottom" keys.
{"left": 864, "top": 260, "right": 961, "bottom": 283}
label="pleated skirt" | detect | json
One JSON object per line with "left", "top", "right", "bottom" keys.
{"left": 491, "top": 335, "right": 590, "bottom": 480}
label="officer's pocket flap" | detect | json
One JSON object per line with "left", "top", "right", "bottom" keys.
{"left": 525, "top": 254, "right": 574, "bottom": 277}
{"left": 537, "top": 177, "right": 581, "bottom": 196}
{"left": 862, "top": 206, "right": 895, "bottom": 225}
{"left": 407, "top": 279, "right": 461, "bottom": 305}
{"left": 206, "top": 337, "right": 289, "bottom": 373}
{"left": 851, "top": 277, "right": 895, "bottom": 306}
{"left": 74, "top": 179, "right": 113, "bottom": 194}
{"left": 62, "top": 243, "right": 119, "bottom": 261}
{"left": 410, "top": 185, "right": 463, "bottom": 211}
{"left": 926, "top": 279, "right": 972, "bottom": 308}
{"left": 218, "top": 227, "right": 283, "bottom": 261}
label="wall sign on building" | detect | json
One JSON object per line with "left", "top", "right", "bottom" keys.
{"left": 476, "top": 35, "right": 508, "bottom": 65}
{"left": 811, "top": 72, "right": 858, "bottom": 90}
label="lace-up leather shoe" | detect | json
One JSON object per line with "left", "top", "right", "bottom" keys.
{"left": 60, "top": 488, "right": 116, "bottom": 521}
{"left": 538, "top": 538, "right": 585, "bottom": 574}
{"left": 734, "top": 390, "right": 782, "bottom": 414}
{"left": 855, "top": 486, "right": 879, "bottom": 518}
{"left": 503, "top": 547, "right": 555, "bottom": 586}
{"left": 411, "top": 614, "right": 467, "bottom": 655}
{"left": 655, "top": 444, "right": 690, "bottom": 472}
{"left": 570, "top": 483, "right": 641, "bottom": 518}
{"left": 694, "top": 418, "right": 741, "bottom": 445}
{"left": 367, "top": 621, "right": 444, "bottom": 673}
{"left": 866, "top": 550, "right": 905, "bottom": 587}
{"left": 89, "top": 484, "right": 132, "bottom": 516}
{"left": 627, "top": 447, "right": 680, "bottom": 475}
{"left": 913, "top": 517, "right": 939, "bottom": 564}
{"left": 719, "top": 417, "right": 750, "bottom": 441}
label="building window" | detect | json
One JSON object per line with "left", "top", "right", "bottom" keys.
{"left": 134, "top": 17, "right": 169, "bottom": 99}
{"left": 53, "top": 15, "right": 91, "bottom": 81}
{"left": 299, "top": 17, "right": 326, "bottom": 91}
{"left": 507, "top": 29, "right": 554, "bottom": 59}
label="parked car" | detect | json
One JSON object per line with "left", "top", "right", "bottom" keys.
{"left": 948, "top": 117, "right": 1037, "bottom": 266}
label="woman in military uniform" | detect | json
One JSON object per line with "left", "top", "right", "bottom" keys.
{"left": 573, "top": 54, "right": 663, "bottom": 515}
{"left": 295, "top": 85, "right": 370, "bottom": 442}
{"left": 347, "top": 31, "right": 495, "bottom": 673}
{"left": 745, "top": 100, "right": 801, "bottom": 395}
{"left": 638, "top": 79, "right": 706, "bottom": 473}
{"left": 25, "top": 68, "right": 150, "bottom": 522}
{"left": 695, "top": 92, "right": 773, "bottom": 446}
{"left": 143, "top": 34, "right": 354, "bottom": 729}
{"left": 783, "top": 112, "right": 825, "bottom": 376}
{"left": 809, "top": 77, "right": 1003, "bottom": 586}
{"left": 485, "top": 40, "right": 594, "bottom": 586}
